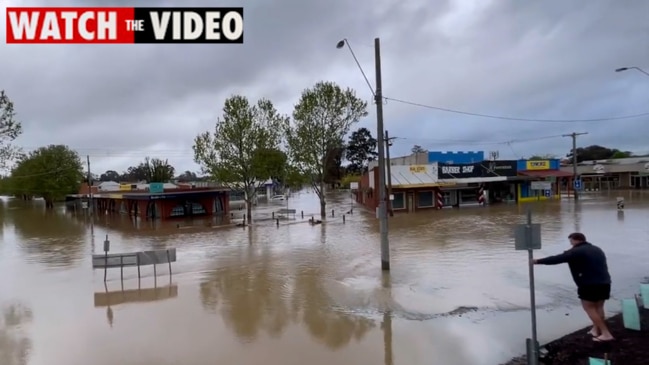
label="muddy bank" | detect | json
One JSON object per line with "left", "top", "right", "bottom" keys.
{"left": 501, "top": 308, "right": 649, "bottom": 365}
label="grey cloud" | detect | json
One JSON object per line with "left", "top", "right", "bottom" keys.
{"left": 1, "top": 0, "right": 648, "bottom": 173}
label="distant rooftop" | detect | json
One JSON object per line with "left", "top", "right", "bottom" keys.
{"left": 578, "top": 157, "right": 649, "bottom": 165}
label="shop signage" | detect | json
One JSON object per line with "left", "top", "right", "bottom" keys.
{"left": 409, "top": 165, "right": 427, "bottom": 173}
{"left": 149, "top": 182, "right": 164, "bottom": 193}
{"left": 438, "top": 163, "right": 482, "bottom": 179}
{"left": 119, "top": 184, "right": 132, "bottom": 191}
{"left": 525, "top": 160, "right": 550, "bottom": 170}
{"left": 531, "top": 181, "right": 552, "bottom": 190}
{"left": 481, "top": 160, "right": 518, "bottom": 177}
{"left": 593, "top": 164, "right": 605, "bottom": 174}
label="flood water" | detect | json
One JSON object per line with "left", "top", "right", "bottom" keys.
{"left": 1, "top": 190, "right": 648, "bottom": 365}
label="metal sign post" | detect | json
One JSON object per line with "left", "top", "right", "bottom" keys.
{"left": 103, "top": 235, "right": 110, "bottom": 282}
{"left": 514, "top": 210, "right": 542, "bottom": 365}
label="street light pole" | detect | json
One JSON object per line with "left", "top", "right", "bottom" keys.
{"left": 615, "top": 66, "right": 649, "bottom": 77}
{"left": 337, "top": 37, "right": 390, "bottom": 271}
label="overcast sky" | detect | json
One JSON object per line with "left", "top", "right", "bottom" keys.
{"left": 1, "top": 0, "right": 648, "bottom": 175}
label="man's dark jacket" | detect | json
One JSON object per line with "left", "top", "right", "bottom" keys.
{"left": 536, "top": 242, "right": 611, "bottom": 287}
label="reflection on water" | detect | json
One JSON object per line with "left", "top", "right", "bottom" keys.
{"left": 199, "top": 243, "right": 375, "bottom": 347}
{"left": 95, "top": 280, "right": 178, "bottom": 329}
{"left": 5, "top": 199, "right": 85, "bottom": 268}
{"left": 0, "top": 191, "right": 649, "bottom": 365}
{"left": 382, "top": 273, "right": 393, "bottom": 365}
{"left": 0, "top": 302, "right": 32, "bottom": 365}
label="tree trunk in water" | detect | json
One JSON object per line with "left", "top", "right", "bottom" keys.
{"left": 319, "top": 181, "right": 326, "bottom": 219}
{"left": 45, "top": 199, "right": 54, "bottom": 209}
{"left": 245, "top": 200, "right": 252, "bottom": 225}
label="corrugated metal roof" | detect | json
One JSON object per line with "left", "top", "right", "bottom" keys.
{"left": 390, "top": 165, "right": 437, "bottom": 188}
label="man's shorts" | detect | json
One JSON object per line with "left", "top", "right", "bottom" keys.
{"left": 578, "top": 284, "right": 611, "bottom": 302}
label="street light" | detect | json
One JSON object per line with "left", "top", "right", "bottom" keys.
{"left": 337, "top": 37, "right": 390, "bottom": 271}
{"left": 615, "top": 66, "right": 649, "bottom": 77}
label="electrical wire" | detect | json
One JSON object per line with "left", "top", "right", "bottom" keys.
{"left": 390, "top": 133, "right": 565, "bottom": 147}
{"left": 340, "top": 39, "right": 649, "bottom": 123}
{"left": 383, "top": 97, "right": 649, "bottom": 123}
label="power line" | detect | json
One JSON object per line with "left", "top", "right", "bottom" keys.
{"left": 338, "top": 39, "right": 649, "bottom": 124}
{"left": 383, "top": 96, "right": 649, "bottom": 123}
{"left": 11, "top": 134, "right": 565, "bottom": 160}
{"left": 392, "top": 133, "right": 565, "bottom": 147}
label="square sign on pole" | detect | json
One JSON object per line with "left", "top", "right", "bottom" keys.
{"left": 514, "top": 224, "right": 542, "bottom": 250}
{"left": 573, "top": 179, "right": 582, "bottom": 190}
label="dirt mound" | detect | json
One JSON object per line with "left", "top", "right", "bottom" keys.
{"left": 502, "top": 308, "right": 649, "bottom": 365}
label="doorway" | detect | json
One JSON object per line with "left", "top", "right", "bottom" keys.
{"left": 632, "top": 175, "right": 648, "bottom": 189}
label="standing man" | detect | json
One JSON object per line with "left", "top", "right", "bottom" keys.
{"left": 533, "top": 232, "right": 614, "bottom": 342}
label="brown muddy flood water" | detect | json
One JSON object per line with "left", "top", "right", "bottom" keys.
{"left": 1, "top": 190, "right": 648, "bottom": 365}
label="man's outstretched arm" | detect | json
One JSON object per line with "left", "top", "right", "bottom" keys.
{"left": 534, "top": 251, "right": 573, "bottom": 265}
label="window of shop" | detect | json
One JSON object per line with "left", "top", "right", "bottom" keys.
{"left": 171, "top": 205, "right": 184, "bottom": 217}
{"left": 584, "top": 175, "right": 621, "bottom": 190}
{"left": 392, "top": 192, "right": 405, "bottom": 209}
{"left": 417, "top": 191, "right": 434, "bottom": 208}
{"left": 631, "top": 175, "right": 649, "bottom": 189}
{"left": 460, "top": 190, "right": 478, "bottom": 204}
{"left": 441, "top": 191, "right": 456, "bottom": 206}
{"left": 213, "top": 197, "right": 223, "bottom": 213}
{"left": 170, "top": 201, "right": 207, "bottom": 217}
{"left": 489, "top": 183, "right": 515, "bottom": 203}
{"left": 229, "top": 190, "right": 245, "bottom": 201}
{"left": 146, "top": 202, "right": 159, "bottom": 218}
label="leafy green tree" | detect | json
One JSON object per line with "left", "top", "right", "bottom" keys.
{"left": 345, "top": 127, "right": 377, "bottom": 174}
{"left": 411, "top": 145, "right": 427, "bottom": 154}
{"left": 193, "top": 95, "right": 286, "bottom": 223}
{"left": 0, "top": 91, "right": 23, "bottom": 169}
{"left": 528, "top": 154, "right": 556, "bottom": 160}
{"left": 324, "top": 142, "right": 345, "bottom": 186}
{"left": 8, "top": 145, "right": 84, "bottom": 208}
{"left": 567, "top": 145, "right": 633, "bottom": 162}
{"left": 140, "top": 157, "right": 175, "bottom": 182}
{"left": 99, "top": 170, "right": 120, "bottom": 182}
{"left": 282, "top": 166, "right": 309, "bottom": 190}
{"left": 176, "top": 170, "right": 198, "bottom": 182}
{"left": 0, "top": 175, "right": 10, "bottom": 195}
{"left": 285, "top": 81, "right": 367, "bottom": 219}
{"left": 611, "top": 150, "right": 632, "bottom": 159}
{"left": 121, "top": 164, "right": 147, "bottom": 182}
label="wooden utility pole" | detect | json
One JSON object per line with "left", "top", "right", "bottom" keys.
{"left": 87, "top": 155, "right": 93, "bottom": 215}
{"left": 562, "top": 132, "right": 588, "bottom": 201}
{"left": 374, "top": 38, "right": 390, "bottom": 271}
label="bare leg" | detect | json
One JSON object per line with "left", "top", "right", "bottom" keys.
{"left": 597, "top": 300, "right": 606, "bottom": 321}
{"left": 582, "top": 301, "right": 600, "bottom": 336}
{"left": 582, "top": 300, "right": 614, "bottom": 341}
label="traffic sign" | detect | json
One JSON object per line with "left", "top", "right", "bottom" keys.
{"left": 573, "top": 179, "right": 582, "bottom": 190}
{"left": 544, "top": 190, "right": 551, "bottom": 197}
